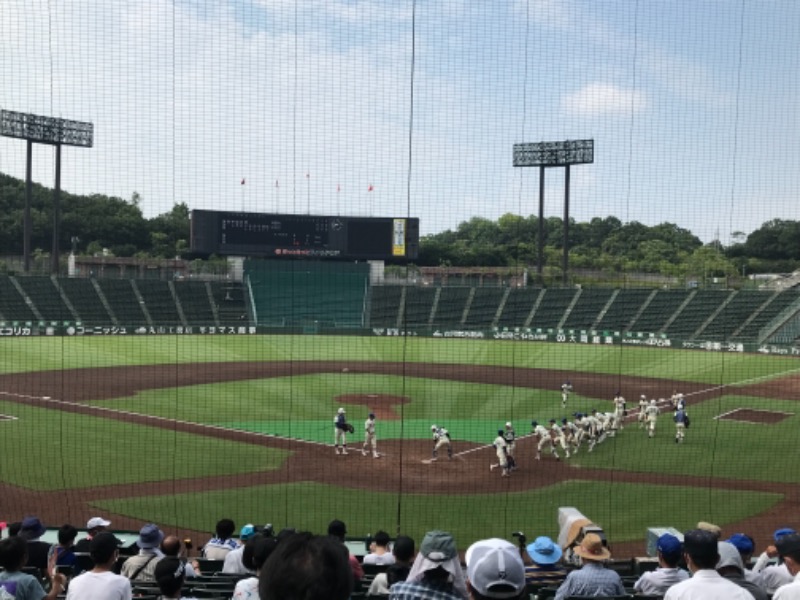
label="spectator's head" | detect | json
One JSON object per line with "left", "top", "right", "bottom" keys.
{"left": 465, "top": 539, "right": 527, "bottom": 600}
{"left": 276, "top": 527, "right": 297, "bottom": 543}
{"left": 573, "top": 533, "right": 611, "bottom": 563}
{"left": 656, "top": 533, "right": 683, "bottom": 567}
{"left": 392, "top": 535, "right": 416, "bottom": 563}
{"left": 243, "top": 535, "right": 278, "bottom": 572}
{"left": 777, "top": 534, "right": 800, "bottom": 576}
{"left": 58, "top": 524, "right": 79, "bottom": 547}
{"left": 215, "top": 518, "right": 236, "bottom": 540}
{"left": 7, "top": 522, "right": 22, "bottom": 537}
{"left": 240, "top": 524, "right": 257, "bottom": 542}
{"left": 696, "top": 521, "right": 721, "bottom": 540}
{"left": 259, "top": 532, "right": 353, "bottom": 600}
{"left": 19, "top": 516, "right": 46, "bottom": 540}
{"left": 526, "top": 536, "right": 562, "bottom": 566}
{"left": 406, "top": 530, "right": 467, "bottom": 598}
{"left": 373, "top": 530, "right": 390, "bottom": 549}
{"left": 726, "top": 533, "right": 755, "bottom": 562}
{"left": 161, "top": 535, "right": 183, "bottom": 558}
{"left": 327, "top": 519, "right": 347, "bottom": 541}
{"left": 683, "top": 529, "right": 720, "bottom": 571}
{"left": 89, "top": 532, "right": 120, "bottom": 567}
{"left": 0, "top": 536, "right": 28, "bottom": 571}
{"left": 716, "top": 541, "right": 745, "bottom": 575}
{"left": 137, "top": 523, "right": 165, "bottom": 550}
{"left": 86, "top": 516, "right": 111, "bottom": 536}
{"left": 155, "top": 557, "right": 186, "bottom": 598}
{"left": 774, "top": 527, "right": 797, "bottom": 542}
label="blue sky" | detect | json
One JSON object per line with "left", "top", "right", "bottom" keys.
{"left": 1, "top": 0, "right": 798, "bottom": 244}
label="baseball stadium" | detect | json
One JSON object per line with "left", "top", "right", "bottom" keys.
{"left": 2, "top": 0, "right": 800, "bottom": 595}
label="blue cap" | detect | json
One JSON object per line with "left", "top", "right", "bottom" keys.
{"left": 657, "top": 533, "right": 682, "bottom": 557}
{"left": 240, "top": 524, "right": 256, "bottom": 540}
{"left": 531, "top": 420, "right": 537, "bottom": 427}
{"left": 726, "top": 533, "right": 754, "bottom": 555}
{"left": 774, "top": 527, "right": 796, "bottom": 541}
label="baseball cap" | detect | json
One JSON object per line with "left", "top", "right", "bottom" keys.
{"left": 466, "top": 539, "right": 526, "bottom": 599}
{"left": 155, "top": 556, "right": 186, "bottom": 584}
{"left": 87, "top": 517, "right": 111, "bottom": 530}
{"left": 776, "top": 533, "right": 800, "bottom": 557}
{"left": 420, "top": 530, "right": 457, "bottom": 562}
{"left": 240, "top": 524, "right": 256, "bottom": 541}
{"left": 657, "top": 533, "right": 682, "bottom": 558}
{"left": 137, "top": 523, "right": 165, "bottom": 549}
{"left": 774, "top": 527, "right": 796, "bottom": 541}
{"left": 526, "top": 536, "right": 562, "bottom": 565}
{"left": 726, "top": 533, "right": 754, "bottom": 555}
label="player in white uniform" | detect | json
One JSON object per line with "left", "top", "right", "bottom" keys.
{"left": 430, "top": 425, "right": 452, "bottom": 461}
{"left": 582, "top": 412, "right": 601, "bottom": 452}
{"left": 645, "top": 399, "right": 660, "bottom": 438}
{"left": 638, "top": 395, "right": 648, "bottom": 428}
{"left": 561, "top": 381, "right": 573, "bottom": 408}
{"left": 571, "top": 413, "right": 586, "bottom": 449}
{"left": 334, "top": 407, "right": 349, "bottom": 454}
{"left": 613, "top": 392, "right": 626, "bottom": 430}
{"left": 362, "top": 412, "right": 379, "bottom": 458}
{"left": 490, "top": 429, "right": 510, "bottom": 476}
{"left": 562, "top": 417, "right": 580, "bottom": 455}
{"left": 503, "top": 422, "right": 517, "bottom": 470}
{"left": 550, "top": 419, "right": 571, "bottom": 459}
{"left": 532, "top": 420, "right": 560, "bottom": 461}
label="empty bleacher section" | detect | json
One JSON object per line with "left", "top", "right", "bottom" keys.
{"left": 529, "top": 288, "right": 579, "bottom": 330}
{"left": 210, "top": 282, "right": 248, "bottom": 326}
{"left": 174, "top": 281, "right": 216, "bottom": 324}
{"left": 695, "top": 290, "right": 771, "bottom": 340}
{"left": 463, "top": 288, "right": 506, "bottom": 328}
{"left": 0, "top": 275, "right": 38, "bottom": 323}
{"left": 95, "top": 279, "right": 148, "bottom": 325}
{"left": 594, "top": 289, "right": 652, "bottom": 332}
{"left": 136, "top": 280, "right": 182, "bottom": 325}
{"left": 431, "top": 287, "right": 471, "bottom": 328}
{"left": 368, "top": 285, "right": 403, "bottom": 328}
{"left": 495, "top": 288, "right": 541, "bottom": 329}
{"left": 561, "top": 288, "right": 614, "bottom": 330}
{"left": 733, "top": 289, "right": 800, "bottom": 342}
{"left": 664, "top": 289, "right": 732, "bottom": 338}
{"left": 402, "top": 286, "right": 438, "bottom": 328}
{"left": 629, "top": 289, "right": 690, "bottom": 333}
{"left": 246, "top": 260, "right": 369, "bottom": 328}
{"left": 14, "top": 276, "right": 74, "bottom": 322}
{"left": 58, "top": 277, "right": 112, "bottom": 325}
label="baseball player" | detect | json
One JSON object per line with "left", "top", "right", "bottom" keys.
{"left": 490, "top": 429, "right": 510, "bottom": 477}
{"left": 561, "top": 381, "right": 573, "bottom": 408}
{"left": 645, "top": 399, "right": 660, "bottom": 438}
{"left": 675, "top": 392, "right": 686, "bottom": 411}
{"left": 613, "top": 391, "right": 626, "bottom": 430}
{"left": 531, "top": 420, "right": 560, "bottom": 461}
{"left": 430, "top": 424, "right": 452, "bottom": 461}
{"left": 673, "top": 406, "right": 689, "bottom": 443}
{"left": 582, "top": 411, "right": 601, "bottom": 452}
{"left": 503, "top": 422, "right": 517, "bottom": 471}
{"left": 334, "top": 407, "right": 349, "bottom": 455}
{"left": 571, "top": 413, "right": 586, "bottom": 449}
{"left": 562, "top": 417, "right": 580, "bottom": 455}
{"left": 638, "top": 395, "right": 648, "bottom": 428}
{"left": 362, "top": 412, "right": 379, "bottom": 458}
{"left": 550, "top": 418, "right": 571, "bottom": 459}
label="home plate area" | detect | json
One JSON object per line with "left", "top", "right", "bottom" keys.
{"left": 716, "top": 407, "right": 794, "bottom": 425}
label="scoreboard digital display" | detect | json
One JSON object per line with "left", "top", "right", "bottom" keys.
{"left": 190, "top": 210, "right": 419, "bottom": 260}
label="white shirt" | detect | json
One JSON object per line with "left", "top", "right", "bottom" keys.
{"left": 363, "top": 551, "right": 396, "bottom": 565}
{"left": 664, "top": 569, "right": 756, "bottom": 600}
{"left": 753, "top": 553, "right": 794, "bottom": 593}
{"left": 66, "top": 570, "right": 132, "bottom": 600}
{"left": 634, "top": 567, "right": 690, "bottom": 595}
{"left": 774, "top": 572, "right": 800, "bottom": 600}
{"left": 223, "top": 545, "right": 254, "bottom": 575}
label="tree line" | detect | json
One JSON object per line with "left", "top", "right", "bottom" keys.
{"left": 1, "top": 172, "right": 798, "bottom": 277}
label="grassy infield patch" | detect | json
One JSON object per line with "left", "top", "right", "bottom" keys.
{"left": 0, "top": 336, "right": 795, "bottom": 542}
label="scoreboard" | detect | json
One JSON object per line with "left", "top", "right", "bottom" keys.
{"left": 190, "top": 210, "right": 419, "bottom": 260}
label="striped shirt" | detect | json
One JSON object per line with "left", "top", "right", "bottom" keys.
{"left": 554, "top": 562, "right": 626, "bottom": 600}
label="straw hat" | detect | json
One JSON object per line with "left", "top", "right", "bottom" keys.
{"left": 572, "top": 533, "right": 611, "bottom": 562}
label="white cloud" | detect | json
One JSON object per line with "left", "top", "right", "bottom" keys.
{"left": 563, "top": 82, "right": 647, "bottom": 117}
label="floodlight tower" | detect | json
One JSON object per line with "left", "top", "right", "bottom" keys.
{"left": 513, "top": 139, "right": 593, "bottom": 285}
{"left": 0, "top": 110, "right": 94, "bottom": 274}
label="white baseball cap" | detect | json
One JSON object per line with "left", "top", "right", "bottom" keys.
{"left": 465, "top": 538, "right": 526, "bottom": 599}
{"left": 87, "top": 517, "right": 111, "bottom": 529}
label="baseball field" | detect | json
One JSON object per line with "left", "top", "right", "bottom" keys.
{"left": 0, "top": 334, "right": 798, "bottom": 557}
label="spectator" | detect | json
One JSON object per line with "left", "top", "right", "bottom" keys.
{"left": 327, "top": 519, "right": 364, "bottom": 586}
{"left": 66, "top": 532, "right": 131, "bottom": 600}
{"left": 259, "top": 532, "right": 353, "bottom": 600}
{"left": 74, "top": 517, "right": 113, "bottom": 553}
{"left": 389, "top": 530, "right": 468, "bottom": 600}
{"left": 697, "top": 521, "right": 723, "bottom": 540}
{"left": 752, "top": 527, "right": 796, "bottom": 594}
{"left": 121, "top": 523, "right": 164, "bottom": 583}
{"left": 364, "top": 531, "right": 396, "bottom": 566}
{"left": 233, "top": 535, "right": 278, "bottom": 600}
{"left": 368, "top": 535, "right": 416, "bottom": 597}
{"left": 664, "top": 529, "right": 754, "bottom": 600}
{"left": 202, "top": 518, "right": 238, "bottom": 560}
{"left": 465, "top": 538, "right": 527, "bottom": 600}
{"left": 727, "top": 533, "right": 764, "bottom": 587}
{"left": 19, "top": 516, "right": 50, "bottom": 571}
{"left": 633, "top": 533, "right": 689, "bottom": 596}
{"left": 47, "top": 524, "right": 79, "bottom": 574}
{"left": 522, "top": 536, "right": 567, "bottom": 588}
{"left": 774, "top": 533, "right": 800, "bottom": 599}
{"left": 154, "top": 557, "right": 198, "bottom": 600}
{"left": 223, "top": 524, "right": 257, "bottom": 574}
{"left": 554, "top": 534, "right": 625, "bottom": 600}
{"left": 8, "top": 522, "right": 23, "bottom": 537}
{"left": 0, "top": 535, "right": 66, "bottom": 600}
{"left": 161, "top": 535, "right": 200, "bottom": 577}
{"left": 717, "top": 541, "right": 767, "bottom": 600}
